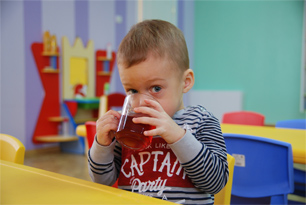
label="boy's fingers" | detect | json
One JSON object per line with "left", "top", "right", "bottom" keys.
{"left": 133, "top": 116, "right": 160, "bottom": 127}
{"left": 97, "top": 110, "right": 121, "bottom": 124}
{"left": 144, "top": 127, "right": 162, "bottom": 137}
{"left": 144, "top": 99, "right": 163, "bottom": 112}
{"left": 134, "top": 107, "right": 160, "bottom": 119}
{"left": 106, "top": 110, "right": 122, "bottom": 119}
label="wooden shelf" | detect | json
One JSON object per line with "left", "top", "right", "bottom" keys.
{"left": 96, "top": 50, "right": 115, "bottom": 96}
{"left": 32, "top": 43, "right": 62, "bottom": 144}
{"left": 48, "top": 116, "right": 68, "bottom": 122}
{"left": 74, "top": 118, "right": 98, "bottom": 124}
{"left": 42, "top": 52, "right": 59, "bottom": 56}
{"left": 35, "top": 135, "right": 79, "bottom": 142}
{"left": 42, "top": 67, "right": 60, "bottom": 73}
{"left": 97, "top": 57, "right": 112, "bottom": 61}
{"left": 97, "top": 71, "right": 111, "bottom": 76}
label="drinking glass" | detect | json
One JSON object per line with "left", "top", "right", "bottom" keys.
{"left": 115, "top": 93, "right": 156, "bottom": 150}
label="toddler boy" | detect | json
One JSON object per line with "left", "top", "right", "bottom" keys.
{"left": 88, "top": 19, "right": 228, "bottom": 204}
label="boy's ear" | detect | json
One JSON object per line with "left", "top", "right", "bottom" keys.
{"left": 183, "top": 68, "right": 194, "bottom": 93}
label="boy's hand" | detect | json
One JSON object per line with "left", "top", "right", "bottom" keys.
{"left": 133, "top": 99, "right": 185, "bottom": 144}
{"left": 96, "top": 110, "right": 121, "bottom": 146}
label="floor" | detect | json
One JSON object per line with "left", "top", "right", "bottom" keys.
{"left": 24, "top": 146, "right": 92, "bottom": 181}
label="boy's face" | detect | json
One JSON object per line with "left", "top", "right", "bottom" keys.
{"left": 118, "top": 55, "right": 188, "bottom": 117}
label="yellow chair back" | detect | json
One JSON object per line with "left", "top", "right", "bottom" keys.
{"left": 214, "top": 154, "right": 235, "bottom": 205}
{"left": 0, "top": 133, "right": 25, "bottom": 164}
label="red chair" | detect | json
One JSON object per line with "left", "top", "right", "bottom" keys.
{"left": 222, "top": 111, "right": 265, "bottom": 126}
{"left": 85, "top": 121, "right": 118, "bottom": 188}
{"left": 85, "top": 121, "right": 96, "bottom": 149}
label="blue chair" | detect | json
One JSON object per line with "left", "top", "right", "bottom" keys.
{"left": 276, "top": 119, "right": 306, "bottom": 201}
{"left": 223, "top": 133, "right": 294, "bottom": 204}
{"left": 275, "top": 119, "right": 306, "bottom": 130}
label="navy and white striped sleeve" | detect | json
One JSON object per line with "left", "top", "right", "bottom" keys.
{"left": 170, "top": 106, "right": 229, "bottom": 194}
{"left": 87, "top": 137, "right": 122, "bottom": 186}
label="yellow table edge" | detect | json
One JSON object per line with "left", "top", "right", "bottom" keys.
{"left": 1, "top": 160, "right": 174, "bottom": 204}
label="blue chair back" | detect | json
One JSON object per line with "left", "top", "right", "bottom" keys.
{"left": 275, "top": 119, "right": 306, "bottom": 130}
{"left": 223, "top": 133, "right": 294, "bottom": 204}
{"left": 275, "top": 118, "right": 306, "bottom": 201}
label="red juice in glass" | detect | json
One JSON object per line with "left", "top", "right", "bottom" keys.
{"left": 116, "top": 114, "right": 154, "bottom": 150}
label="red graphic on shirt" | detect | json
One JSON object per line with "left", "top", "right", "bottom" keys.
{"left": 118, "top": 137, "right": 194, "bottom": 196}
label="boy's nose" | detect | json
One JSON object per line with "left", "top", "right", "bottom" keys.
{"left": 134, "top": 93, "right": 152, "bottom": 107}
{"left": 138, "top": 94, "right": 149, "bottom": 107}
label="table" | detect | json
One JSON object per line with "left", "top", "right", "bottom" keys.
{"left": 0, "top": 160, "right": 174, "bottom": 204}
{"left": 221, "top": 124, "right": 306, "bottom": 164}
{"left": 77, "top": 123, "right": 306, "bottom": 164}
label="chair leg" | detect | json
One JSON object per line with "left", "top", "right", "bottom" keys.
{"left": 270, "top": 194, "right": 287, "bottom": 205}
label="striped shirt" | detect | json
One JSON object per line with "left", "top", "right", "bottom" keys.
{"left": 88, "top": 105, "right": 229, "bottom": 204}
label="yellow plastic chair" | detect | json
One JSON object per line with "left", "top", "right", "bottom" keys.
{"left": 214, "top": 154, "right": 235, "bottom": 205}
{"left": 0, "top": 133, "right": 25, "bottom": 164}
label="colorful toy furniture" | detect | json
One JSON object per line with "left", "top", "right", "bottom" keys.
{"left": 31, "top": 32, "right": 117, "bottom": 155}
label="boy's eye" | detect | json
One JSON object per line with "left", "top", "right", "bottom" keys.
{"left": 127, "top": 89, "right": 138, "bottom": 94}
{"left": 152, "top": 86, "right": 161, "bottom": 93}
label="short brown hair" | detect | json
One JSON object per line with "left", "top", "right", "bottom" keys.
{"left": 117, "top": 19, "right": 189, "bottom": 72}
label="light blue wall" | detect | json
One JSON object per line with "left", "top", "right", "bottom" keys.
{"left": 42, "top": 1, "right": 75, "bottom": 42}
{"left": 1, "top": 1, "right": 26, "bottom": 144}
{"left": 89, "top": 1, "right": 116, "bottom": 49}
{"left": 194, "top": 1, "right": 305, "bottom": 124}
{"left": 143, "top": 0, "right": 177, "bottom": 25}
